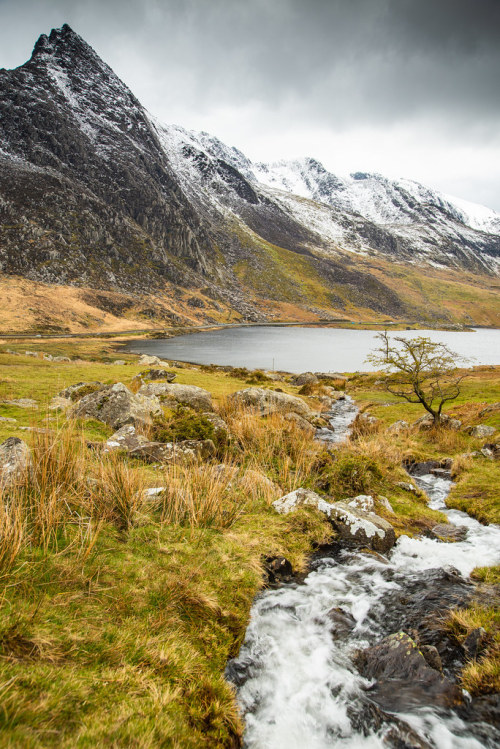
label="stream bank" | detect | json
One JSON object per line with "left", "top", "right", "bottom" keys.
{"left": 227, "top": 398, "right": 500, "bottom": 748}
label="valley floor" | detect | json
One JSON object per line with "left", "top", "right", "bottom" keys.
{"left": 0, "top": 338, "right": 498, "bottom": 746}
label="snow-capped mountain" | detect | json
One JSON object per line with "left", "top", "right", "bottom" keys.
{"left": 0, "top": 25, "right": 499, "bottom": 327}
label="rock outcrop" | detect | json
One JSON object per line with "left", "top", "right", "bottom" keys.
{"left": 72, "top": 383, "right": 161, "bottom": 429}
{"left": 138, "top": 383, "right": 212, "bottom": 411}
{"left": 0, "top": 437, "right": 30, "bottom": 487}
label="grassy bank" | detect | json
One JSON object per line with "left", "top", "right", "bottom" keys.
{"left": 0, "top": 341, "right": 498, "bottom": 744}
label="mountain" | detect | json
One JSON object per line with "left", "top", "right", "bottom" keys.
{"left": 0, "top": 24, "right": 499, "bottom": 333}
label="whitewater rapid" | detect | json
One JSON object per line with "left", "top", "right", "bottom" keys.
{"left": 228, "top": 398, "right": 500, "bottom": 748}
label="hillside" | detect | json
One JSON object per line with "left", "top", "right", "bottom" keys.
{"left": 0, "top": 24, "right": 499, "bottom": 331}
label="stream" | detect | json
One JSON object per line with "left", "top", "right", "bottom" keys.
{"left": 227, "top": 398, "right": 500, "bottom": 748}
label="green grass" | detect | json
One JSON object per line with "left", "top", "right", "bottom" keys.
{"left": 0, "top": 339, "right": 498, "bottom": 745}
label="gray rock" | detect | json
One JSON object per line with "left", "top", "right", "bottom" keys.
{"left": 387, "top": 420, "right": 409, "bottom": 433}
{"left": 479, "top": 402, "right": 500, "bottom": 417}
{"left": 0, "top": 398, "right": 38, "bottom": 409}
{"left": 291, "top": 372, "right": 318, "bottom": 387}
{"left": 328, "top": 502, "right": 396, "bottom": 553}
{"left": 273, "top": 489, "right": 396, "bottom": 553}
{"left": 429, "top": 523, "right": 467, "bottom": 542}
{"left": 138, "top": 382, "right": 212, "bottom": 411}
{"left": 138, "top": 354, "right": 164, "bottom": 367}
{"left": 140, "top": 369, "right": 176, "bottom": 382}
{"left": 0, "top": 437, "right": 30, "bottom": 487}
{"left": 415, "top": 414, "right": 462, "bottom": 430}
{"left": 52, "top": 356, "right": 71, "bottom": 362}
{"left": 273, "top": 488, "right": 332, "bottom": 515}
{"left": 43, "top": 353, "right": 53, "bottom": 361}
{"left": 467, "top": 424, "right": 496, "bottom": 439}
{"left": 356, "top": 632, "right": 462, "bottom": 710}
{"left": 129, "top": 438, "right": 215, "bottom": 464}
{"left": 346, "top": 494, "right": 375, "bottom": 512}
{"left": 377, "top": 496, "right": 395, "bottom": 514}
{"left": 230, "top": 387, "right": 313, "bottom": 418}
{"left": 283, "top": 412, "right": 315, "bottom": 431}
{"left": 49, "top": 396, "right": 72, "bottom": 411}
{"left": 112, "top": 360, "right": 126, "bottom": 366}
{"left": 202, "top": 412, "right": 229, "bottom": 438}
{"left": 396, "top": 481, "right": 420, "bottom": 494}
{"left": 104, "top": 424, "right": 150, "bottom": 453}
{"left": 72, "top": 383, "right": 162, "bottom": 430}
{"left": 0, "top": 416, "right": 17, "bottom": 423}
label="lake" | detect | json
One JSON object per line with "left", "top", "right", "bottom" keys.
{"left": 124, "top": 326, "right": 500, "bottom": 373}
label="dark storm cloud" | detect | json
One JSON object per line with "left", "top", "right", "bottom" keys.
{"left": 0, "top": 0, "right": 499, "bottom": 206}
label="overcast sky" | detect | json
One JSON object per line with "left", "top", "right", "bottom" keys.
{"left": 1, "top": 0, "right": 499, "bottom": 210}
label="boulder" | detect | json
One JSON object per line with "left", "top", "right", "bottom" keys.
{"left": 140, "top": 369, "right": 176, "bottom": 382}
{"left": 272, "top": 488, "right": 333, "bottom": 516}
{"left": 356, "top": 632, "right": 462, "bottom": 710}
{"left": 129, "top": 439, "right": 215, "bottom": 464}
{"left": 230, "top": 387, "right": 313, "bottom": 418}
{"left": 52, "top": 356, "right": 71, "bottom": 362}
{"left": 415, "top": 414, "right": 462, "bottom": 430}
{"left": 138, "top": 383, "right": 212, "bottom": 411}
{"left": 273, "top": 489, "right": 396, "bottom": 553}
{"left": 49, "top": 396, "right": 72, "bottom": 411}
{"left": 72, "top": 383, "right": 162, "bottom": 430}
{"left": 396, "top": 481, "right": 420, "bottom": 494}
{"left": 112, "top": 360, "right": 126, "bottom": 365}
{"left": 429, "top": 523, "right": 467, "bottom": 542}
{"left": 282, "top": 412, "right": 315, "bottom": 431}
{"left": 104, "top": 424, "right": 150, "bottom": 453}
{"left": 0, "top": 398, "right": 38, "bottom": 409}
{"left": 377, "top": 496, "right": 395, "bottom": 514}
{"left": 467, "top": 424, "right": 496, "bottom": 439}
{"left": 202, "top": 412, "right": 229, "bottom": 439}
{"left": 0, "top": 437, "right": 30, "bottom": 487}
{"left": 346, "top": 494, "right": 375, "bottom": 512}
{"left": 328, "top": 502, "right": 396, "bottom": 553}
{"left": 387, "top": 420, "right": 409, "bottom": 433}
{"left": 479, "top": 402, "right": 500, "bottom": 417}
{"left": 291, "top": 372, "right": 318, "bottom": 387}
{"left": 263, "top": 556, "right": 293, "bottom": 585}
{"left": 482, "top": 442, "right": 500, "bottom": 459}
{"left": 327, "top": 607, "right": 356, "bottom": 638}
{"left": 138, "top": 354, "right": 163, "bottom": 366}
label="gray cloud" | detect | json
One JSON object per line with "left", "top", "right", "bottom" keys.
{"left": 0, "top": 0, "right": 499, "bottom": 208}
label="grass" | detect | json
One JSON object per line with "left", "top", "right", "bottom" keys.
{"left": 447, "top": 604, "right": 500, "bottom": 695}
{"left": 0, "top": 340, "right": 498, "bottom": 743}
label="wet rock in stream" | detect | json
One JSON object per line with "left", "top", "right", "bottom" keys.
{"left": 356, "top": 631, "right": 463, "bottom": 711}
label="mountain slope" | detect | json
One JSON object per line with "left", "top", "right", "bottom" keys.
{"left": 0, "top": 24, "right": 499, "bottom": 331}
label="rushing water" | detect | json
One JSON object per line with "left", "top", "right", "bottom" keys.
{"left": 125, "top": 327, "right": 500, "bottom": 373}
{"left": 227, "top": 399, "right": 500, "bottom": 748}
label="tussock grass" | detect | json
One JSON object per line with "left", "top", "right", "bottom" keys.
{"left": 92, "top": 452, "right": 146, "bottom": 531}
{"left": 159, "top": 462, "right": 246, "bottom": 530}
{"left": 447, "top": 605, "right": 500, "bottom": 695}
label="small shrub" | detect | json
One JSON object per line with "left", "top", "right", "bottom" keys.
{"left": 317, "top": 453, "right": 382, "bottom": 496}
{"left": 150, "top": 407, "right": 216, "bottom": 443}
{"left": 69, "top": 383, "right": 103, "bottom": 401}
{"left": 245, "top": 370, "right": 271, "bottom": 385}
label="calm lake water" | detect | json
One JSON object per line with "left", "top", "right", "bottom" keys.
{"left": 125, "top": 326, "right": 500, "bottom": 373}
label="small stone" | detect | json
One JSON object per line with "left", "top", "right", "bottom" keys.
{"left": 387, "top": 420, "right": 409, "bottom": 433}
{"left": 113, "top": 360, "right": 126, "bottom": 365}
{"left": 467, "top": 424, "right": 496, "bottom": 439}
{"left": 0, "top": 398, "right": 38, "bottom": 409}
{"left": 377, "top": 496, "right": 395, "bottom": 514}
{"left": 429, "top": 523, "right": 467, "bottom": 542}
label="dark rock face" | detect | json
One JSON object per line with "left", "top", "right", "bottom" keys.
{"left": 357, "top": 632, "right": 463, "bottom": 710}
{"left": 0, "top": 25, "right": 214, "bottom": 292}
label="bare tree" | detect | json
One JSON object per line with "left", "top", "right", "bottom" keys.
{"left": 367, "top": 331, "right": 468, "bottom": 424}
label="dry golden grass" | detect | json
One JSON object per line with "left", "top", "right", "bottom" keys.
{"left": 159, "top": 462, "right": 246, "bottom": 530}
{"left": 447, "top": 606, "right": 500, "bottom": 694}
{"left": 91, "top": 452, "right": 146, "bottom": 531}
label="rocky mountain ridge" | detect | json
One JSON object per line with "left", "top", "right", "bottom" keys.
{"left": 0, "top": 24, "right": 499, "bottom": 330}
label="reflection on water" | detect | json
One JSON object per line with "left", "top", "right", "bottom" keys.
{"left": 125, "top": 326, "right": 500, "bottom": 373}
